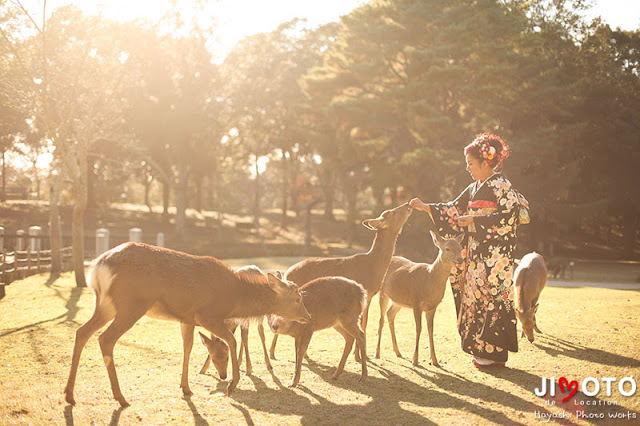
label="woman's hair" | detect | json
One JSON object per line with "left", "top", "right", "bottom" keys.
{"left": 464, "top": 132, "right": 510, "bottom": 169}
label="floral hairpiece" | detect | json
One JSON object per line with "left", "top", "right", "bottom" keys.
{"left": 479, "top": 141, "right": 496, "bottom": 162}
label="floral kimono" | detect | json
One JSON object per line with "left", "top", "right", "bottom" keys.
{"left": 429, "top": 173, "right": 520, "bottom": 362}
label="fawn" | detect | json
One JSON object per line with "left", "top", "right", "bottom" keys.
{"left": 514, "top": 252, "right": 547, "bottom": 342}
{"left": 270, "top": 202, "right": 413, "bottom": 359}
{"left": 64, "top": 243, "right": 310, "bottom": 406}
{"left": 376, "top": 231, "right": 464, "bottom": 367}
{"left": 199, "top": 265, "right": 273, "bottom": 377}
{"left": 267, "top": 276, "right": 368, "bottom": 388}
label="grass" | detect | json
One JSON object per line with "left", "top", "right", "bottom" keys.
{"left": 1, "top": 267, "right": 639, "bottom": 425}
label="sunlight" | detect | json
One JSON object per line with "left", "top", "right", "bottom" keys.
{"left": 24, "top": 0, "right": 367, "bottom": 62}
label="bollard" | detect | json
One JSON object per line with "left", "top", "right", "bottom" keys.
{"left": 156, "top": 232, "right": 165, "bottom": 247}
{"left": 0, "top": 226, "right": 3, "bottom": 252}
{"left": 16, "top": 229, "right": 25, "bottom": 251}
{"left": 28, "top": 226, "right": 42, "bottom": 252}
{"left": 96, "top": 228, "right": 110, "bottom": 256}
{"left": 129, "top": 227, "right": 142, "bottom": 243}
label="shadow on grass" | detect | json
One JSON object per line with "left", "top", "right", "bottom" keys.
{"left": 535, "top": 334, "right": 640, "bottom": 367}
{"left": 183, "top": 395, "right": 210, "bottom": 426}
{"left": 223, "top": 356, "right": 534, "bottom": 425}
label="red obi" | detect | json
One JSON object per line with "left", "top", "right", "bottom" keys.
{"left": 468, "top": 200, "right": 497, "bottom": 209}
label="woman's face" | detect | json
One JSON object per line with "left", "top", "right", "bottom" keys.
{"left": 465, "top": 153, "right": 492, "bottom": 181}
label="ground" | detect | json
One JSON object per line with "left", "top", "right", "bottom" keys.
{"left": 0, "top": 270, "right": 638, "bottom": 425}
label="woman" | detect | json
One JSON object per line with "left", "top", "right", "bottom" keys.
{"left": 410, "top": 133, "right": 522, "bottom": 368}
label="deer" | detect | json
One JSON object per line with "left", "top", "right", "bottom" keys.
{"left": 267, "top": 276, "right": 368, "bottom": 388}
{"left": 269, "top": 202, "right": 413, "bottom": 360}
{"left": 198, "top": 265, "right": 273, "bottom": 377}
{"left": 513, "top": 252, "right": 547, "bottom": 343}
{"left": 375, "top": 231, "right": 464, "bottom": 367}
{"left": 63, "top": 243, "right": 311, "bottom": 407}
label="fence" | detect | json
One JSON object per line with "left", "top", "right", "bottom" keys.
{"left": 0, "top": 246, "right": 73, "bottom": 299}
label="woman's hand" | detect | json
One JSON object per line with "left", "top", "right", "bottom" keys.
{"left": 458, "top": 215, "right": 474, "bottom": 227}
{"left": 410, "top": 198, "right": 430, "bottom": 213}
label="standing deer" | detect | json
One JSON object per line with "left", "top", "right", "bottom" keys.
{"left": 513, "top": 252, "right": 547, "bottom": 342}
{"left": 199, "top": 265, "right": 273, "bottom": 377}
{"left": 375, "top": 231, "right": 464, "bottom": 366}
{"left": 270, "top": 202, "right": 413, "bottom": 359}
{"left": 267, "top": 276, "right": 368, "bottom": 387}
{"left": 64, "top": 243, "right": 310, "bottom": 406}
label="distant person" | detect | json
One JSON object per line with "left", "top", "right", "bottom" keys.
{"left": 411, "top": 133, "right": 528, "bottom": 368}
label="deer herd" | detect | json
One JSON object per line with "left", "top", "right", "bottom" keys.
{"left": 64, "top": 202, "right": 547, "bottom": 407}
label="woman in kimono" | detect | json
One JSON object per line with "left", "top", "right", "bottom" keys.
{"left": 410, "top": 133, "right": 521, "bottom": 367}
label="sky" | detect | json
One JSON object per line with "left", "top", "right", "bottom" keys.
{"left": 20, "top": 0, "right": 640, "bottom": 62}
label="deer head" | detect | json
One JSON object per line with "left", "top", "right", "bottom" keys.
{"left": 515, "top": 304, "right": 539, "bottom": 343}
{"left": 198, "top": 332, "right": 230, "bottom": 380}
{"left": 430, "top": 231, "right": 464, "bottom": 265}
{"left": 362, "top": 203, "right": 413, "bottom": 232}
{"left": 266, "top": 273, "right": 311, "bottom": 324}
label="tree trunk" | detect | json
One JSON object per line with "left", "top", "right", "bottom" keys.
{"left": 72, "top": 179, "right": 87, "bottom": 288}
{"left": 163, "top": 180, "right": 170, "bottom": 217}
{"left": 49, "top": 172, "right": 62, "bottom": 274}
{"left": 280, "top": 151, "right": 289, "bottom": 227}
{"left": 1, "top": 147, "right": 5, "bottom": 202}
{"left": 321, "top": 168, "right": 336, "bottom": 221}
{"left": 144, "top": 175, "right": 153, "bottom": 213}
{"left": 175, "top": 165, "right": 188, "bottom": 237}
{"left": 345, "top": 179, "right": 358, "bottom": 248}
{"left": 253, "top": 159, "right": 261, "bottom": 225}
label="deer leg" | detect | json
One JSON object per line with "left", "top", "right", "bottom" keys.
{"left": 355, "top": 297, "right": 371, "bottom": 362}
{"left": 98, "top": 304, "right": 149, "bottom": 407}
{"left": 376, "top": 292, "right": 391, "bottom": 359}
{"left": 64, "top": 306, "right": 113, "bottom": 405}
{"left": 269, "top": 334, "right": 279, "bottom": 360}
{"left": 387, "top": 303, "right": 403, "bottom": 358}
{"left": 197, "top": 317, "right": 239, "bottom": 396}
{"left": 257, "top": 320, "right": 273, "bottom": 370}
{"left": 412, "top": 306, "right": 423, "bottom": 366}
{"left": 333, "top": 325, "right": 355, "bottom": 380}
{"left": 290, "top": 331, "right": 312, "bottom": 388}
{"left": 339, "top": 320, "right": 367, "bottom": 381}
{"left": 180, "top": 323, "right": 195, "bottom": 396}
{"left": 425, "top": 309, "right": 439, "bottom": 367}
{"left": 240, "top": 325, "right": 252, "bottom": 375}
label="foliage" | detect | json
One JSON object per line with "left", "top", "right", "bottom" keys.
{"left": 0, "top": 0, "right": 638, "bottom": 259}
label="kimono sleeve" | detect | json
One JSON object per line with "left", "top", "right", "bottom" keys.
{"left": 428, "top": 184, "right": 472, "bottom": 238}
{"left": 471, "top": 176, "right": 519, "bottom": 236}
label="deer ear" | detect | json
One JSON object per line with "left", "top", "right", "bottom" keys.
{"left": 198, "top": 331, "right": 212, "bottom": 348}
{"left": 273, "top": 270, "right": 283, "bottom": 280}
{"left": 267, "top": 272, "right": 289, "bottom": 294}
{"left": 362, "top": 219, "right": 381, "bottom": 230}
{"left": 455, "top": 233, "right": 465, "bottom": 244}
{"left": 430, "top": 230, "right": 444, "bottom": 247}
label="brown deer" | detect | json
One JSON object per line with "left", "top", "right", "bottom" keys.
{"left": 199, "top": 265, "right": 273, "bottom": 377}
{"left": 270, "top": 202, "right": 413, "bottom": 359}
{"left": 267, "top": 276, "right": 368, "bottom": 387}
{"left": 375, "top": 231, "right": 464, "bottom": 366}
{"left": 514, "top": 252, "right": 547, "bottom": 342}
{"left": 64, "top": 243, "right": 310, "bottom": 406}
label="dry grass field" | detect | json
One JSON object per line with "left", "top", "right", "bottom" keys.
{"left": 1, "top": 267, "right": 639, "bottom": 425}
